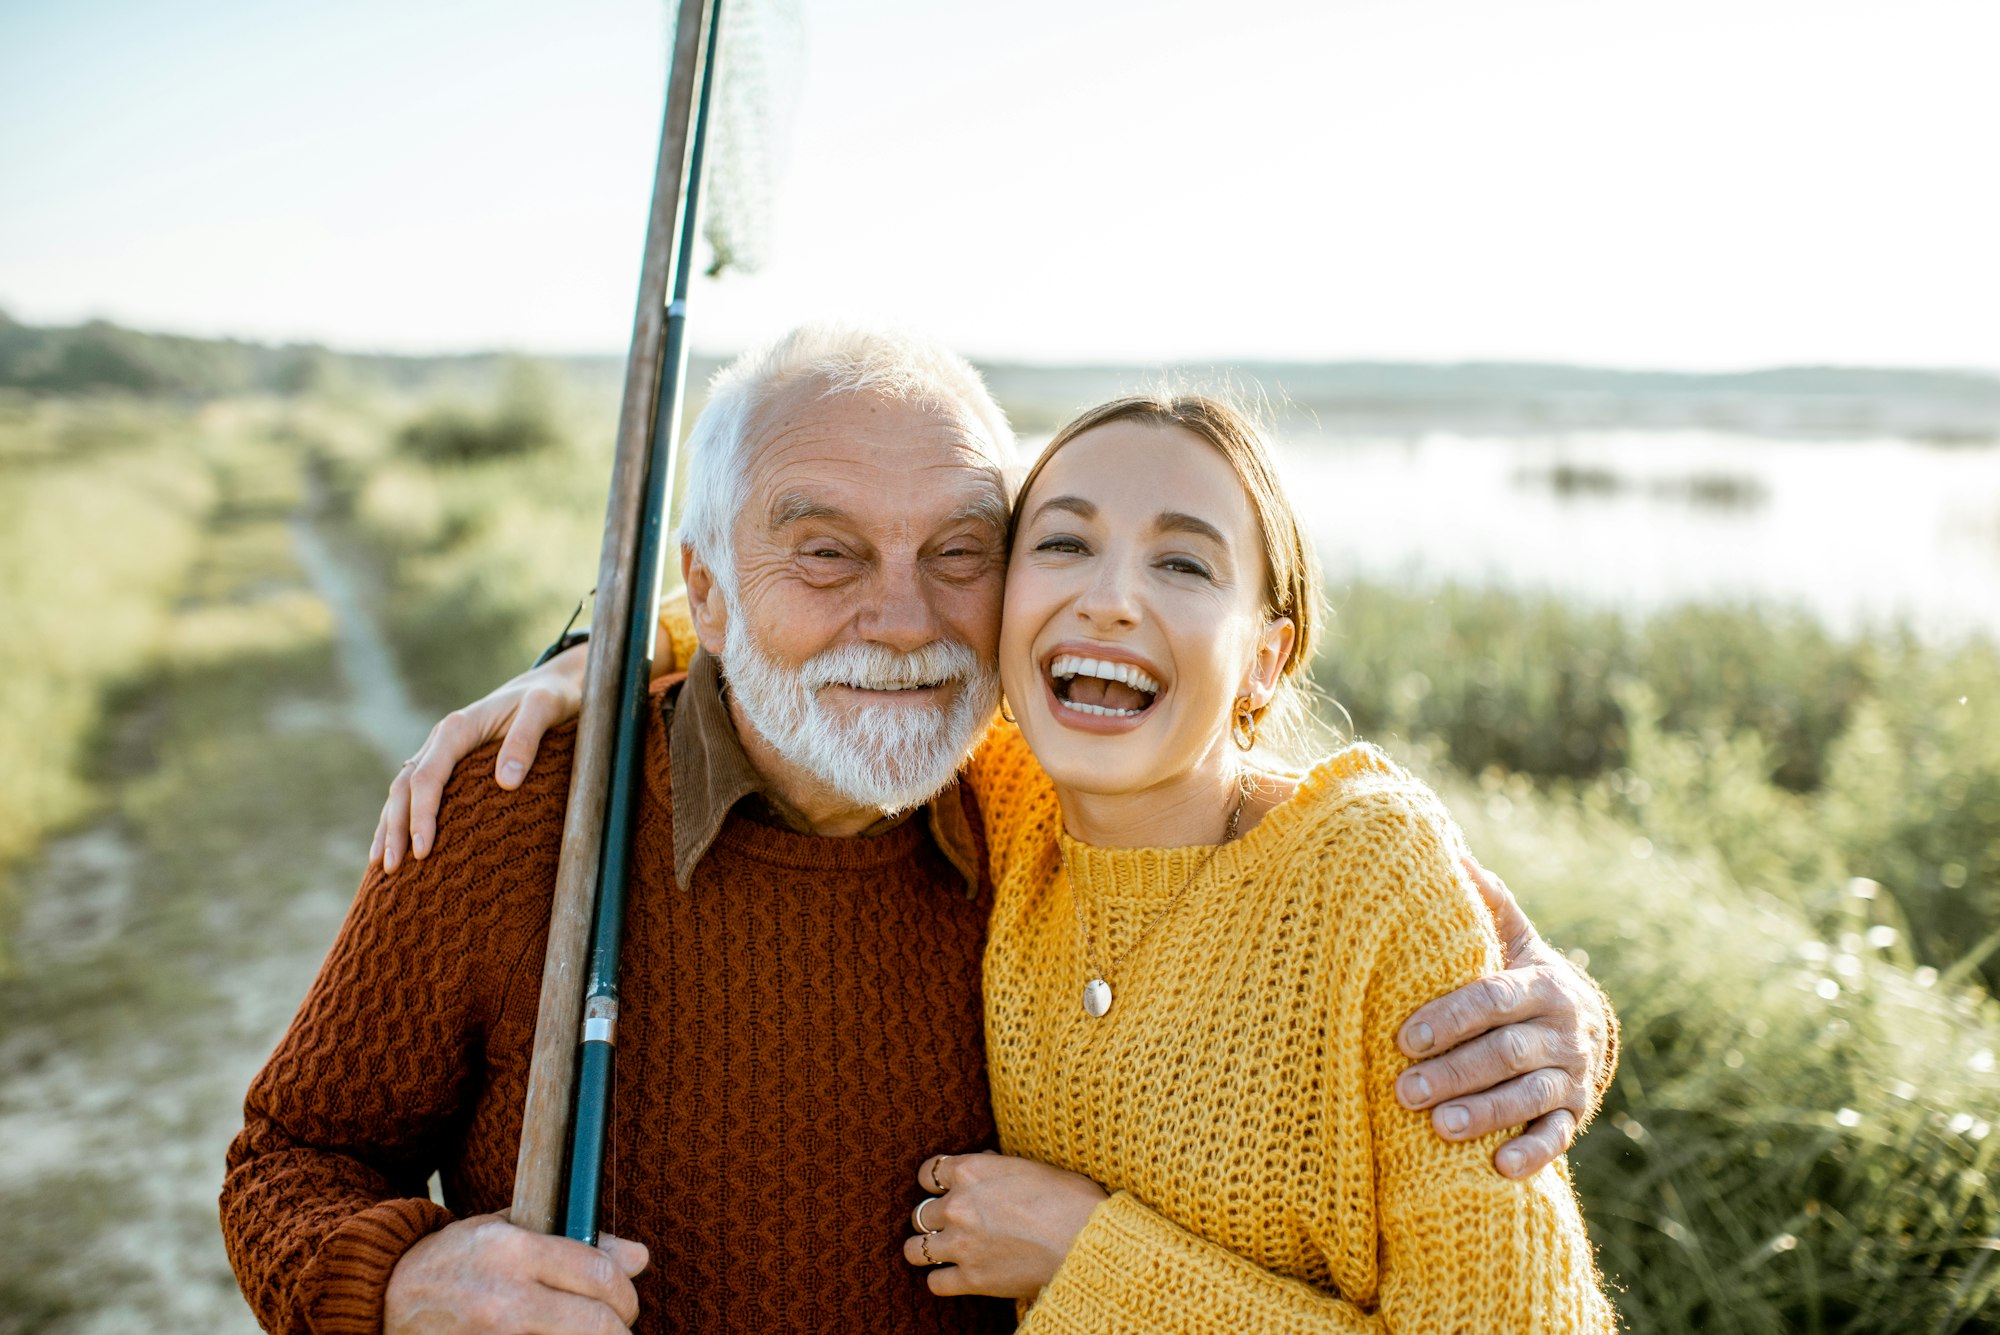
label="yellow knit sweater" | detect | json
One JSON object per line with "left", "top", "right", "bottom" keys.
{"left": 966, "top": 722, "right": 1616, "bottom": 1333}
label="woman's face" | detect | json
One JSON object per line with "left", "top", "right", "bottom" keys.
{"left": 1000, "top": 419, "right": 1294, "bottom": 799}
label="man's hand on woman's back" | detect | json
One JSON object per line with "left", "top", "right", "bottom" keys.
{"left": 370, "top": 643, "right": 589, "bottom": 872}
{"left": 1392, "top": 859, "right": 1615, "bottom": 1179}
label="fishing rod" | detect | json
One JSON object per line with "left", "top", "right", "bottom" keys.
{"left": 510, "top": 0, "right": 722, "bottom": 1242}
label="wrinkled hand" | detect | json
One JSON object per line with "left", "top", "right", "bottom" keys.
{"left": 1394, "top": 857, "right": 1611, "bottom": 1178}
{"left": 369, "top": 644, "right": 590, "bottom": 872}
{"left": 384, "top": 1211, "right": 648, "bottom": 1334}
{"left": 903, "top": 1152, "right": 1108, "bottom": 1299}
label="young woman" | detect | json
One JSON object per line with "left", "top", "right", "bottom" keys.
{"left": 894, "top": 395, "right": 1613, "bottom": 1330}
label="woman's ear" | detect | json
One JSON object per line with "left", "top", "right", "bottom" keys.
{"left": 1240, "top": 616, "right": 1297, "bottom": 711}
{"left": 682, "top": 545, "right": 729, "bottom": 655}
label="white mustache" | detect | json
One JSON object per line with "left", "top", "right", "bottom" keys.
{"left": 798, "top": 640, "right": 981, "bottom": 694}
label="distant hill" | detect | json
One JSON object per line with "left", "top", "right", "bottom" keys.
{"left": 4, "top": 312, "right": 1995, "bottom": 441}
{"left": 0, "top": 311, "right": 633, "bottom": 400}
{"left": 976, "top": 359, "right": 2000, "bottom": 439}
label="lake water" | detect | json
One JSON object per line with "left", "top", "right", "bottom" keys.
{"left": 1268, "top": 431, "right": 2000, "bottom": 642}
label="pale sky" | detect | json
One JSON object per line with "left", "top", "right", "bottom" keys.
{"left": 2, "top": 0, "right": 1995, "bottom": 370}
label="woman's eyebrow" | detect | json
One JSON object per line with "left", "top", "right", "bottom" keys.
{"left": 1027, "top": 495, "right": 1096, "bottom": 525}
{"left": 1154, "top": 511, "right": 1228, "bottom": 547}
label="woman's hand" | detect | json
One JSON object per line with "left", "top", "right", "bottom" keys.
{"left": 903, "top": 1152, "right": 1108, "bottom": 1299}
{"left": 368, "top": 643, "right": 591, "bottom": 871}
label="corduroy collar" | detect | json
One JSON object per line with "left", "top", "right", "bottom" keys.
{"left": 667, "top": 648, "right": 980, "bottom": 895}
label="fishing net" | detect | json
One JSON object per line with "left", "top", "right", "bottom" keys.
{"left": 694, "top": 0, "right": 804, "bottom": 277}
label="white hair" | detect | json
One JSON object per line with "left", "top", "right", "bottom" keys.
{"left": 675, "top": 322, "right": 1018, "bottom": 588}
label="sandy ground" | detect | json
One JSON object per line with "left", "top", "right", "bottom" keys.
{"left": 0, "top": 462, "right": 430, "bottom": 1333}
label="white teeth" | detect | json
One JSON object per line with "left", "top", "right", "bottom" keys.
{"left": 1047, "top": 654, "right": 1161, "bottom": 695}
{"left": 1066, "top": 700, "right": 1144, "bottom": 718}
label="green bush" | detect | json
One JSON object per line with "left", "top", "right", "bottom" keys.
{"left": 1447, "top": 770, "right": 2000, "bottom": 1332}
{"left": 1321, "top": 583, "right": 2000, "bottom": 992}
{"left": 395, "top": 358, "right": 568, "bottom": 464}
{"left": 0, "top": 318, "right": 261, "bottom": 396}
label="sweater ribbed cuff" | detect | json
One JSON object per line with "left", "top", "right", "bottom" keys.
{"left": 1025, "top": 1192, "right": 1354, "bottom": 1334}
{"left": 297, "top": 1197, "right": 455, "bottom": 1334}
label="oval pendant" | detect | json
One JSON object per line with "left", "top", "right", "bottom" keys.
{"left": 1082, "top": 977, "right": 1113, "bottom": 1018}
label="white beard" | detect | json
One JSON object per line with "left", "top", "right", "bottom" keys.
{"left": 719, "top": 600, "right": 999, "bottom": 815}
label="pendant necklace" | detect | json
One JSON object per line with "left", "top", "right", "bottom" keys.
{"left": 1064, "top": 787, "right": 1248, "bottom": 1019}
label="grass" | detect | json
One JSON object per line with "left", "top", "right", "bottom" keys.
{"left": 0, "top": 394, "right": 216, "bottom": 932}
{"left": 1322, "top": 583, "right": 2000, "bottom": 995}
{"left": 1441, "top": 760, "right": 2000, "bottom": 1331}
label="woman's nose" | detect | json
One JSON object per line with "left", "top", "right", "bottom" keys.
{"left": 1073, "top": 556, "right": 1141, "bottom": 629}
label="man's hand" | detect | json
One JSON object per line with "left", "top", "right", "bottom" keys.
{"left": 369, "top": 644, "right": 590, "bottom": 872}
{"left": 1394, "top": 858, "right": 1612, "bottom": 1179}
{"left": 384, "top": 1212, "right": 648, "bottom": 1334}
{"left": 903, "top": 1152, "right": 1108, "bottom": 1299}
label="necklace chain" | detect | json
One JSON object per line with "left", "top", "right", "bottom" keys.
{"left": 1064, "top": 786, "right": 1249, "bottom": 1018}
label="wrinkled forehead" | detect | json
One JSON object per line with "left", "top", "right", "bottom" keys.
{"left": 738, "top": 381, "right": 1011, "bottom": 533}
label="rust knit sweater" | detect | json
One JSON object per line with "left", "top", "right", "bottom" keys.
{"left": 221, "top": 677, "right": 1015, "bottom": 1334}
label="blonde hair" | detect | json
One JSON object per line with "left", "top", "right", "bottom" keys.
{"left": 1010, "top": 392, "right": 1336, "bottom": 758}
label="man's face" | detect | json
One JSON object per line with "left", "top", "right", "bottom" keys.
{"left": 697, "top": 381, "right": 1009, "bottom": 811}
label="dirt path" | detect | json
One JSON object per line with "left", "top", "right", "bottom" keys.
{"left": 288, "top": 472, "right": 431, "bottom": 770}
{"left": 0, "top": 444, "right": 425, "bottom": 1333}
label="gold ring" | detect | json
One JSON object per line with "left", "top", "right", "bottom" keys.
{"left": 920, "top": 1232, "right": 936, "bottom": 1265}
{"left": 928, "top": 1154, "right": 951, "bottom": 1193}
{"left": 914, "top": 1196, "right": 941, "bottom": 1234}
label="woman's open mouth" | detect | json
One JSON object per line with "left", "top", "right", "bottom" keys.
{"left": 1047, "top": 653, "right": 1161, "bottom": 720}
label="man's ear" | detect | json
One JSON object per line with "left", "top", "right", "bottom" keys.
{"left": 1239, "top": 616, "right": 1297, "bottom": 711}
{"left": 682, "top": 546, "right": 729, "bottom": 655}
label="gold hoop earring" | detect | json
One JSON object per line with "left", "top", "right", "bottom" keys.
{"left": 1000, "top": 696, "right": 1017, "bottom": 724}
{"left": 1231, "top": 698, "right": 1259, "bottom": 751}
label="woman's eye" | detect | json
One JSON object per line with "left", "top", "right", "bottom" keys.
{"left": 1161, "top": 557, "right": 1214, "bottom": 579}
{"left": 1034, "top": 535, "right": 1087, "bottom": 555}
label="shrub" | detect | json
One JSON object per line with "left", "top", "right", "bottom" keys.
{"left": 395, "top": 357, "right": 567, "bottom": 464}
{"left": 1447, "top": 771, "right": 2000, "bottom": 1333}
{"left": 1321, "top": 582, "right": 2000, "bottom": 991}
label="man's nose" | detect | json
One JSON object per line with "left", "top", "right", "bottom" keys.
{"left": 860, "top": 556, "right": 944, "bottom": 652}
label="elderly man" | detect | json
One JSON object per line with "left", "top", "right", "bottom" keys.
{"left": 224, "top": 325, "right": 1614, "bottom": 1335}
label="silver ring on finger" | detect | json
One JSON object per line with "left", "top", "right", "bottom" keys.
{"left": 914, "top": 1196, "right": 942, "bottom": 1234}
